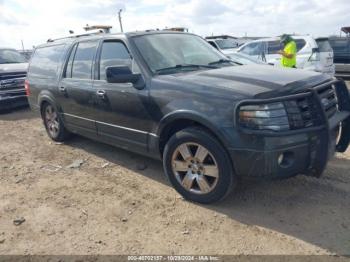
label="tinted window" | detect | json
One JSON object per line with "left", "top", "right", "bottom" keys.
{"left": 240, "top": 42, "right": 264, "bottom": 56}
{"left": 267, "top": 41, "right": 281, "bottom": 54}
{"left": 329, "top": 38, "right": 349, "bottom": 53}
{"left": 134, "top": 34, "right": 226, "bottom": 74}
{"left": 295, "top": 39, "right": 306, "bottom": 52}
{"left": 65, "top": 44, "right": 77, "bottom": 78}
{"left": 29, "top": 44, "right": 65, "bottom": 78}
{"left": 71, "top": 41, "right": 97, "bottom": 79}
{"left": 99, "top": 41, "right": 131, "bottom": 80}
{"left": 215, "top": 39, "right": 238, "bottom": 49}
{"left": 316, "top": 39, "right": 333, "bottom": 52}
{"left": 208, "top": 41, "right": 218, "bottom": 49}
{"left": 0, "top": 49, "right": 26, "bottom": 64}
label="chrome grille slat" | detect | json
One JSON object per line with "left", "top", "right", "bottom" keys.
{"left": 285, "top": 84, "right": 338, "bottom": 130}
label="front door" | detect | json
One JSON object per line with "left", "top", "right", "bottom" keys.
{"left": 92, "top": 40, "right": 153, "bottom": 153}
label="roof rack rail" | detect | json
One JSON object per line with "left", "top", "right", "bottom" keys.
{"left": 47, "top": 30, "right": 105, "bottom": 43}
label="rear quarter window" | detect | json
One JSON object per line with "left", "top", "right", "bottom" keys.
{"left": 295, "top": 39, "right": 306, "bottom": 52}
{"left": 28, "top": 44, "right": 65, "bottom": 78}
{"left": 316, "top": 39, "right": 333, "bottom": 52}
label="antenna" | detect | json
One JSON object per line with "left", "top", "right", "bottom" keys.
{"left": 118, "top": 9, "right": 124, "bottom": 33}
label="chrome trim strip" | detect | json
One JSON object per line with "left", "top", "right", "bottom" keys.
{"left": 63, "top": 113, "right": 159, "bottom": 137}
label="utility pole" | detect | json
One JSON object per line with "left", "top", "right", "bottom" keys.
{"left": 21, "top": 40, "right": 24, "bottom": 51}
{"left": 118, "top": 9, "right": 124, "bottom": 33}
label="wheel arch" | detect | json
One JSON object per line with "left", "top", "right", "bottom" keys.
{"left": 38, "top": 91, "right": 61, "bottom": 116}
{"left": 157, "top": 111, "right": 231, "bottom": 157}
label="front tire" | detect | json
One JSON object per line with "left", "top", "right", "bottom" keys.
{"left": 41, "top": 102, "right": 70, "bottom": 142}
{"left": 163, "top": 127, "right": 236, "bottom": 204}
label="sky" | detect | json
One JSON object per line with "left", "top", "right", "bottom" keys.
{"left": 0, "top": 0, "right": 348, "bottom": 49}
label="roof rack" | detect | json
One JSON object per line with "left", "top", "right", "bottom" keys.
{"left": 47, "top": 30, "right": 105, "bottom": 43}
{"left": 47, "top": 25, "right": 113, "bottom": 43}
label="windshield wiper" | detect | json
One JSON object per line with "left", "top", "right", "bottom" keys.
{"left": 208, "top": 59, "right": 232, "bottom": 66}
{"left": 155, "top": 64, "right": 217, "bottom": 75}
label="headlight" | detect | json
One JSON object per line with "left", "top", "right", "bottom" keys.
{"left": 239, "top": 102, "right": 290, "bottom": 131}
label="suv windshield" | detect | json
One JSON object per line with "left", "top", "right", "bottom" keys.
{"left": 216, "top": 39, "right": 238, "bottom": 50}
{"left": 0, "top": 49, "right": 27, "bottom": 64}
{"left": 133, "top": 33, "right": 231, "bottom": 74}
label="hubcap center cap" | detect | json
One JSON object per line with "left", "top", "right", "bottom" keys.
{"left": 191, "top": 163, "right": 200, "bottom": 173}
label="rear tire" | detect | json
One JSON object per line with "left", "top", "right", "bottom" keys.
{"left": 41, "top": 102, "right": 70, "bottom": 142}
{"left": 163, "top": 127, "right": 236, "bottom": 204}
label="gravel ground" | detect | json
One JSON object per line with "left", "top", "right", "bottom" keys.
{"left": 0, "top": 82, "right": 349, "bottom": 255}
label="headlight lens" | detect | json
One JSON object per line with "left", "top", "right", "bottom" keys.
{"left": 239, "top": 102, "right": 290, "bottom": 131}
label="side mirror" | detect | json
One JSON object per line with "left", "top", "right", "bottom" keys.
{"left": 106, "top": 66, "right": 144, "bottom": 89}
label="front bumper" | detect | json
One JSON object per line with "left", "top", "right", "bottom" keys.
{"left": 0, "top": 94, "right": 28, "bottom": 111}
{"left": 228, "top": 80, "right": 350, "bottom": 179}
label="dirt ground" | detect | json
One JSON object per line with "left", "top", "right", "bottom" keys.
{"left": 0, "top": 83, "right": 350, "bottom": 255}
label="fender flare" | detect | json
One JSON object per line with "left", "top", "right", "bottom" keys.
{"left": 156, "top": 110, "right": 230, "bottom": 147}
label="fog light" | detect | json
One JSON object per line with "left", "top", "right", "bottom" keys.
{"left": 278, "top": 154, "right": 284, "bottom": 165}
{"left": 278, "top": 152, "right": 294, "bottom": 168}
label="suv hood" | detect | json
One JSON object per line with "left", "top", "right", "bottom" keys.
{"left": 0, "top": 63, "right": 28, "bottom": 74}
{"left": 161, "top": 65, "right": 332, "bottom": 99}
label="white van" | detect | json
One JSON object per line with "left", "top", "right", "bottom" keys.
{"left": 237, "top": 36, "right": 335, "bottom": 76}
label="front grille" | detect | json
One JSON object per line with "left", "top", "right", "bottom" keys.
{"left": 0, "top": 72, "right": 26, "bottom": 81}
{"left": 285, "top": 96, "right": 321, "bottom": 129}
{"left": 0, "top": 72, "right": 26, "bottom": 92}
{"left": 317, "top": 85, "right": 338, "bottom": 118}
{"left": 284, "top": 84, "right": 338, "bottom": 130}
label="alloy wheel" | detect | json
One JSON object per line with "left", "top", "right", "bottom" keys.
{"left": 45, "top": 105, "right": 60, "bottom": 138}
{"left": 171, "top": 142, "right": 219, "bottom": 194}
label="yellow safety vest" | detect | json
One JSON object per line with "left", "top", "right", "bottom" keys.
{"left": 281, "top": 41, "right": 297, "bottom": 68}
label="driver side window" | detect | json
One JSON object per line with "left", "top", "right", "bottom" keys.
{"left": 99, "top": 41, "right": 137, "bottom": 81}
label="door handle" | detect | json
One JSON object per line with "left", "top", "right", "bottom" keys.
{"left": 59, "top": 86, "right": 67, "bottom": 93}
{"left": 96, "top": 90, "right": 106, "bottom": 99}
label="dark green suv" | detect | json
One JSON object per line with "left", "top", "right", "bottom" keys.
{"left": 26, "top": 31, "right": 350, "bottom": 203}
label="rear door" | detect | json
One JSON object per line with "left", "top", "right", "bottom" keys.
{"left": 315, "top": 38, "right": 334, "bottom": 73}
{"left": 266, "top": 40, "right": 281, "bottom": 65}
{"left": 58, "top": 40, "right": 99, "bottom": 137}
{"left": 238, "top": 41, "right": 266, "bottom": 61}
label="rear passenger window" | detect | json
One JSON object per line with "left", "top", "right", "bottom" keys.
{"left": 99, "top": 41, "right": 132, "bottom": 80}
{"left": 71, "top": 41, "right": 98, "bottom": 79}
{"left": 316, "top": 39, "right": 333, "bottom": 52}
{"left": 29, "top": 44, "right": 65, "bottom": 78}
{"left": 65, "top": 44, "right": 77, "bottom": 78}
{"left": 267, "top": 41, "right": 281, "bottom": 54}
{"left": 295, "top": 39, "right": 306, "bottom": 52}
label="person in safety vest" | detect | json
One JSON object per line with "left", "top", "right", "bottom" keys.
{"left": 278, "top": 34, "right": 297, "bottom": 68}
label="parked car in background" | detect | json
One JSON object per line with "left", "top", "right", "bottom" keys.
{"left": 27, "top": 31, "right": 350, "bottom": 204}
{"left": 229, "top": 52, "right": 267, "bottom": 65}
{"left": 206, "top": 37, "right": 239, "bottom": 58}
{"left": 329, "top": 36, "right": 350, "bottom": 77}
{"left": 237, "top": 36, "right": 335, "bottom": 76}
{"left": 18, "top": 49, "right": 33, "bottom": 61}
{"left": 0, "top": 48, "right": 28, "bottom": 111}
